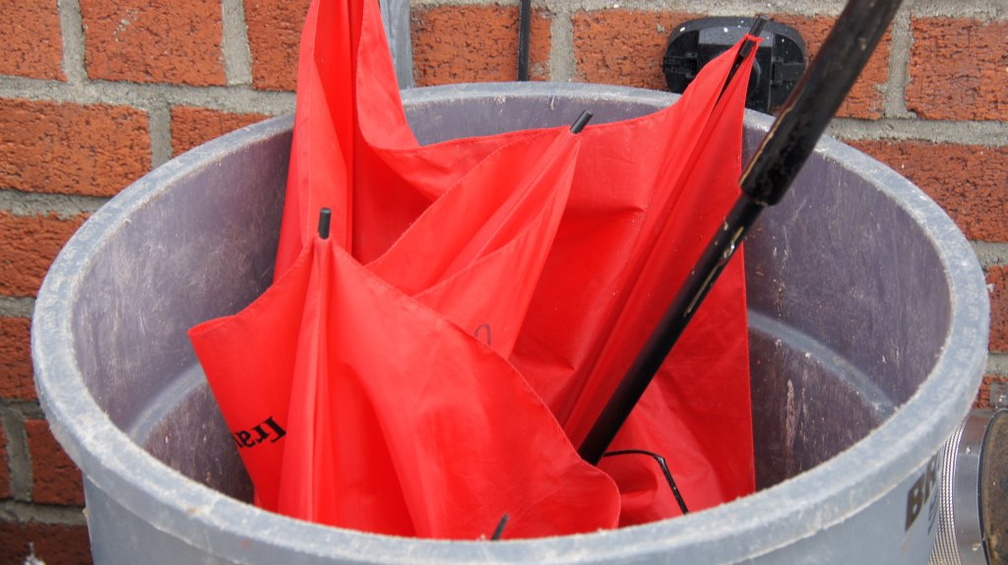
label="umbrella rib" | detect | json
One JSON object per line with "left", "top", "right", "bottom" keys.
{"left": 602, "top": 449, "right": 689, "bottom": 515}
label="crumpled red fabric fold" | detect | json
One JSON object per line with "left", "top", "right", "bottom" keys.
{"left": 190, "top": 0, "right": 756, "bottom": 538}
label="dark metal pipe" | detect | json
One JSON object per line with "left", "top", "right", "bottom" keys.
{"left": 517, "top": 0, "right": 532, "bottom": 81}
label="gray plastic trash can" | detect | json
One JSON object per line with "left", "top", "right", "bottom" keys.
{"left": 32, "top": 83, "right": 990, "bottom": 564}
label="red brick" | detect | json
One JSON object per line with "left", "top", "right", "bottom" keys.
{"left": 0, "top": 317, "right": 34, "bottom": 400}
{"left": 412, "top": 5, "right": 551, "bottom": 86}
{"left": 0, "top": 522, "right": 91, "bottom": 565}
{"left": 0, "top": 99, "right": 150, "bottom": 197}
{"left": 244, "top": 0, "right": 310, "bottom": 91}
{"left": 171, "top": 107, "right": 270, "bottom": 156}
{"left": 573, "top": 10, "right": 696, "bottom": 91}
{"left": 25, "top": 420, "right": 84, "bottom": 507}
{"left": 771, "top": 14, "right": 891, "bottom": 119}
{"left": 908, "top": 18, "right": 1008, "bottom": 121}
{"left": 0, "top": 212, "right": 87, "bottom": 298}
{"left": 976, "top": 374, "right": 1008, "bottom": 410}
{"left": 0, "top": 0, "right": 64, "bottom": 80}
{"left": 848, "top": 140, "right": 1008, "bottom": 242}
{"left": 990, "top": 265, "right": 1008, "bottom": 353}
{"left": 80, "top": 0, "right": 226, "bottom": 86}
{"left": 0, "top": 423, "right": 10, "bottom": 500}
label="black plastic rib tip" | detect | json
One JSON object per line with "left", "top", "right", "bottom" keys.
{"left": 570, "top": 110, "right": 594, "bottom": 134}
{"left": 739, "top": 16, "right": 769, "bottom": 58}
{"left": 491, "top": 514, "right": 509, "bottom": 541}
{"left": 722, "top": 15, "right": 769, "bottom": 99}
{"left": 317, "top": 208, "right": 332, "bottom": 240}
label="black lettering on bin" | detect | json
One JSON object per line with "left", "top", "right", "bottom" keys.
{"left": 905, "top": 454, "right": 938, "bottom": 531}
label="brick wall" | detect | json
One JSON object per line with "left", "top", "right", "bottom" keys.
{"left": 0, "top": 0, "right": 1005, "bottom": 562}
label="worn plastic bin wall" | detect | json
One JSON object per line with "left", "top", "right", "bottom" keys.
{"left": 32, "top": 83, "right": 989, "bottom": 564}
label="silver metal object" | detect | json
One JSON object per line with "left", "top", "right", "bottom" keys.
{"left": 932, "top": 409, "right": 1008, "bottom": 565}
{"left": 932, "top": 411, "right": 991, "bottom": 565}
{"left": 379, "top": 0, "right": 413, "bottom": 88}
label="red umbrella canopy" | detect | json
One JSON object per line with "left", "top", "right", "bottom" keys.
{"left": 191, "top": 200, "right": 622, "bottom": 538}
{"left": 190, "top": 0, "right": 758, "bottom": 538}
{"left": 369, "top": 128, "right": 586, "bottom": 358}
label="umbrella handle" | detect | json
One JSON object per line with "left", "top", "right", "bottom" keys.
{"left": 577, "top": 0, "right": 904, "bottom": 466}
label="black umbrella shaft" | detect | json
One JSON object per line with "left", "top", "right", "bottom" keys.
{"left": 743, "top": 0, "right": 901, "bottom": 205}
{"left": 578, "top": 0, "right": 902, "bottom": 465}
{"left": 577, "top": 196, "right": 763, "bottom": 464}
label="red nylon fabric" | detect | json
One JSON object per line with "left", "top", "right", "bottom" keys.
{"left": 191, "top": 230, "right": 621, "bottom": 538}
{"left": 190, "top": 0, "right": 757, "bottom": 538}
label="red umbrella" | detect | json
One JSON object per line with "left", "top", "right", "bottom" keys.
{"left": 192, "top": 222, "right": 622, "bottom": 540}
{"left": 191, "top": 120, "right": 623, "bottom": 538}
{"left": 190, "top": 0, "right": 758, "bottom": 537}
{"left": 562, "top": 47, "right": 757, "bottom": 522}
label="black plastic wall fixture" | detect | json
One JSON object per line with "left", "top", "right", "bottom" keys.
{"left": 663, "top": 17, "right": 806, "bottom": 113}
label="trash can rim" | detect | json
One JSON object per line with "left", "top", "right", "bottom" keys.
{"left": 31, "top": 82, "right": 990, "bottom": 563}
